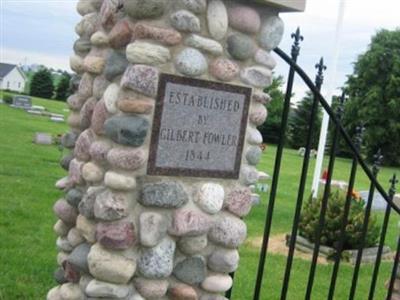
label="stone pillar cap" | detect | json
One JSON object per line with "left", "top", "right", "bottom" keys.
{"left": 256, "top": 0, "right": 306, "bottom": 12}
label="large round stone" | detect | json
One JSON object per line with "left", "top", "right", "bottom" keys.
{"left": 207, "top": 0, "right": 228, "bottom": 40}
{"left": 104, "top": 115, "right": 149, "bottom": 146}
{"left": 208, "top": 213, "right": 247, "bottom": 248}
{"left": 138, "top": 237, "right": 175, "bottom": 279}
{"left": 170, "top": 209, "right": 211, "bottom": 236}
{"left": 224, "top": 186, "right": 252, "bottom": 217}
{"left": 126, "top": 41, "right": 171, "bottom": 65}
{"left": 208, "top": 248, "right": 239, "bottom": 273}
{"left": 177, "top": 235, "right": 208, "bottom": 255}
{"left": 121, "top": 64, "right": 159, "bottom": 97}
{"left": 227, "top": 34, "right": 256, "bottom": 61}
{"left": 240, "top": 66, "right": 272, "bottom": 88}
{"left": 175, "top": 48, "right": 207, "bottom": 77}
{"left": 124, "top": 0, "right": 166, "bottom": 19}
{"left": 94, "top": 189, "right": 129, "bottom": 221}
{"left": 140, "top": 181, "right": 188, "bottom": 208}
{"left": 89, "top": 140, "right": 112, "bottom": 163}
{"left": 209, "top": 58, "right": 239, "bottom": 82}
{"left": 246, "top": 146, "right": 262, "bottom": 165}
{"left": 66, "top": 188, "right": 83, "bottom": 208}
{"left": 109, "top": 20, "right": 132, "bottom": 49}
{"left": 54, "top": 199, "right": 78, "bottom": 225}
{"left": 170, "top": 10, "right": 201, "bottom": 33}
{"left": 228, "top": 6, "right": 260, "bottom": 34}
{"left": 104, "top": 51, "right": 129, "bottom": 81}
{"left": 259, "top": 16, "right": 284, "bottom": 50}
{"left": 201, "top": 275, "right": 232, "bottom": 293}
{"left": 96, "top": 221, "right": 136, "bottom": 250}
{"left": 67, "top": 243, "right": 91, "bottom": 272}
{"left": 173, "top": 256, "right": 206, "bottom": 285}
{"left": 107, "top": 147, "right": 146, "bottom": 170}
{"left": 195, "top": 183, "right": 224, "bottom": 214}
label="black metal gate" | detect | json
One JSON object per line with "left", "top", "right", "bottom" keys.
{"left": 226, "top": 28, "right": 399, "bottom": 300}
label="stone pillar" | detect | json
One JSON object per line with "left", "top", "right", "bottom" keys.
{"left": 47, "top": 1, "right": 304, "bottom": 299}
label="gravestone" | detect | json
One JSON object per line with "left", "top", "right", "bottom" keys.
{"left": 11, "top": 95, "right": 31, "bottom": 109}
{"left": 47, "top": 1, "right": 305, "bottom": 299}
{"left": 34, "top": 132, "right": 53, "bottom": 145}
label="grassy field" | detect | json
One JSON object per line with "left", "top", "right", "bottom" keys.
{"left": 0, "top": 96, "right": 399, "bottom": 299}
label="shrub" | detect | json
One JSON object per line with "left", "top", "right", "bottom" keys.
{"left": 299, "top": 190, "right": 380, "bottom": 250}
{"left": 3, "top": 94, "right": 13, "bottom": 104}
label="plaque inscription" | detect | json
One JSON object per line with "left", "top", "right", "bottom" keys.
{"left": 148, "top": 74, "right": 251, "bottom": 179}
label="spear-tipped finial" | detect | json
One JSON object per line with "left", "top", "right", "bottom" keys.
{"left": 372, "top": 148, "right": 384, "bottom": 175}
{"left": 290, "top": 27, "right": 304, "bottom": 59}
{"left": 315, "top": 57, "right": 327, "bottom": 87}
{"left": 389, "top": 174, "right": 398, "bottom": 197}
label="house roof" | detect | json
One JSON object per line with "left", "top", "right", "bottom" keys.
{"left": 0, "top": 63, "right": 26, "bottom": 80}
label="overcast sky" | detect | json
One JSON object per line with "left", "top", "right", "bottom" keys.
{"left": 1, "top": 0, "right": 399, "bottom": 99}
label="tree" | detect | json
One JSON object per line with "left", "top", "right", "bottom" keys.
{"left": 257, "top": 76, "right": 286, "bottom": 144}
{"left": 55, "top": 73, "right": 71, "bottom": 101}
{"left": 30, "top": 68, "right": 54, "bottom": 99}
{"left": 345, "top": 29, "right": 400, "bottom": 166}
{"left": 289, "top": 91, "right": 322, "bottom": 149}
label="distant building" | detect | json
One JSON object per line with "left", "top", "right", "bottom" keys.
{"left": 0, "top": 63, "right": 27, "bottom": 93}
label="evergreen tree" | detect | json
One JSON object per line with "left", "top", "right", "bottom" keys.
{"left": 55, "top": 73, "right": 71, "bottom": 101}
{"left": 257, "top": 76, "right": 286, "bottom": 144}
{"left": 30, "top": 68, "right": 54, "bottom": 99}
{"left": 289, "top": 91, "right": 322, "bottom": 149}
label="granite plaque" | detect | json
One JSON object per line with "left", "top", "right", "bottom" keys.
{"left": 148, "top": 74, "right": 251, "bottom": 179}
{"left": 12, "top": 95, "right": 32, "bottom": 109}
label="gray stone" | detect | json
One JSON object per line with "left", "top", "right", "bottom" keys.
{"left": 124, "top": 0, "right": 166, "bottom": 19}
{"left": 67, "top": 243, "right": 91, "bottom": 272}
{"left": 66, "top": 188, "right": 83, "bottom": 208}
{"left": 60, "top": 154, "right": 73, "bottom": 171}
{"left": 207, "top": 0, "right": 228, "bottom": 40}
{"left": 61, "top": 132, "right": 78, "bottom": 149}
{"left": 170, "top": 10, "right": 201, "bottom": 32}
{"left": 140, "top": 181, "right": 188, "bottom": 208}
{"left": 241, "top": 165, "right": 259, "bottom": 186}
{"left": 126, "top": 41, "right": 171, "bottom": 65}
{"left": 208, "top": 213, "right": 247, "bottom": 248}
{"left": 54, "top": 267, "right": 67, "bottom": 284}
{"left": 79, "top": 187, "right": 105, "bottom": 219}
{"left": 246, "top": 146, "right": 262, "bottom": 165}
{"left": 185, "top": 34, "right": 223, "bottom": 56}
{"left": 104, "top": 51, "right": 129, "bottom": 81}
{"left": 121, "top": 64, "right": 159, "bottom": 97}
{"left": 240, "top": 66, "right": 272, "bottom": 88}
{"left": 104, "top": 115, "right": 149, "bottom": 146}
{"left": 227, "top": 33, "right": 256, "bottom": 61}
{"left": 94, "top": 189, "right": 129, "bottom": 221}
{"left": 138, "top": 237, "right": 175, "bottom": 279}
{"left": 180, "top": 0, "right": 206, "bottom": 14}
{"left": 177, "top": 235, "right": 207, "bottom": 255}
{"left": 93, "top": 76, "right": 110, "bottom": 100}
{"left": 175, "top": 48, "right": 207, "bottom": 77}
{"left": 247, "top": 127, "right": 263, "bottom": 145}
{"left": 173, "top": 256, "right": 206, "bottom": 284}
{"left": 259, "top": 16, "right": 284, "bottom": 50}
{"left": 86, "top": 279, "right": 131, "bottom": 298}
{"left": 208, "top": 248, "right": 239, "bottom": 273}
{"left": 139, "top": 212, "right": 168, "bottom": 247}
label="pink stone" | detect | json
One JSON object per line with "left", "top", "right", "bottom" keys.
{"left": 133, "top": 23, "right": 182, "bottom": 46}
{"left": 91, "top": 99, "right": 108, "bottom": 135}
{"left": 121, "top": 64, "right": 159, "bottom": 97}
{"left": 99, "top": 0, "right": 121, "bottom": 29}
{"left": 67, "top": 94, "right": 86, "bottom": 111}
{"left": 68, "top": 159, "right": 84, "bottom": 186}
{"left": 169, "top": 209, "right": 212, "bottom": 237}
{"left": 106, "top": 147, "right": 146, "bottom": 170}
{"left": 224, "top": 187, "right": 252, "bottom": 217}
{"left": 74, "top": 129, "right": 96, "bottom": 162}
{"left": 169, "top": 284, "right": 198, "bottom": 300}
{"left": 254, "top": 49, "right": 277, "bottom": 69}
{"left": 78, "top": 73, "right": 94, "bottom": 99}
{"left": 55, "top": 177, "right": 69, "bottom": 190}
{"left": 80, "top": 97, "right": 97, "bottom": 130}
{"left": 54, "top": 199, "right": 78, "bottom": 225}
{"left": 228, "top": 6, "right": 261, "bottom": 34}
{"left": 250, "top": 104, "right": 268, "bottom": 126}
{"left": 109, "top": 20, "right": 132, "bottom": 49}
{"left": 96, "top": 221, "right": 136, "bottom": 250}
{"left": 209, "top": 58, "right": 239, "bottom": 82}
{"left": 89, "top": 141, "right": 112, "bottom": 163}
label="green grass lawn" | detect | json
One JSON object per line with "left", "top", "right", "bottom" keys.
{"left": 0, "top": 97, "right": 398, "bottom": 299}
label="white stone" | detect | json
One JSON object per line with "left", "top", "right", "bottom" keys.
{"left": 247, "top": 127, "right": 263, "bottom": 145}
{"left": 76, "top": 215, "right": 97, "bottom": 243}
{"left": 255, "top": 49, "right": 277, "bottom": 69}
{"left": 175, "top": 48, "right": 207, "bottom": 77}
{"left": 104, "top": 171, "right": 137, "bottom": 191}
{"left": 170, "top": 10, "right": 201, "bottom": 32}
{"left": 47, "top": 286, "right": 61, "bottom": 300}
{"left": 82, "top": 162, "right": 104, "bottom": 183}
{"left": 195, "top": 183, "right": 224, "bottom": 214}
{"left": 259, "top": 16, "right": 285, "bottom": 50}
{"left": 207, "top": 0, "right": 228, "bottom": 40}
{"left": 185, "top": 34, "right": 223, "bottom": 56}
{"left": 104, "top": 83, "right": 119, "bottom": 114}
{"left": 86, "top": 279, "right": 131, "bottom": 298}
{"left": 67, "top": 227, "right": 85, "bottom": 247}
{"left": 126, "top": 42, "right": 171, "bottom": 65}
{"left": 240, "top": 66, "right": 272, "bottom": 88}
{"left": 90, "top": 31, "right": 109, "bottom": 46}
{"left": 59, "top": 283, "right": 84, "bottom": 300}
{"left": 201, "top": 274, "right": 233, "bottom": 293}
{"left": 54, "top": 219, "right": 70, "bottom": 237}
{"left": 55, "top": 176, "right": 69, "bottom": 190}
{"left": 88, "top": 243, "right": 136, "bottom": 284}
{"left": 70, "top": 55, "right": 84, "bottom": 74}
{"left": 139, "top": 212, "right": 168, "bottom": 247}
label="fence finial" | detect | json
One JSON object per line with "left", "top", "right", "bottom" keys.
{"left": 315, "top": 57, "right": 327, "bottom": 87}
{"left": 372, "top": 148, "right": 384, "bottom": 175}
{"left": 389, "top": 174, "right": 398, "bottom": 197}
{"left": 290, "top": 27, "right": 304, "bottom": 59}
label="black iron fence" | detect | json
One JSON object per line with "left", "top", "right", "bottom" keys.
{"left": 227, "top": 28, "right": 399, "bottom": 300}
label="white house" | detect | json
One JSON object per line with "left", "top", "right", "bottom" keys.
{"left": 0, "top": 63, "right": 27, "bottom": 93}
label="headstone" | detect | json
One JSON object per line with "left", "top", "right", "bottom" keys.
{"left": 359, "top": 191, "right": 387, "bottom": 211}
{"left": 51, "top": 117, "right": 65, "bottom": 123}
{"left": 148, "top": 74, "right": 251, "bottom": 179}
{"left": 27, "top": 110, "right": 42, "bottom": 115}
{"left": 11, "top": 95, "right": 32, "bottom": 109}
{"left": 34, "top": 132, "right": 53, "bottom": 145}
{"left": 31, "top": 105, "right": 46, "bottom": 112}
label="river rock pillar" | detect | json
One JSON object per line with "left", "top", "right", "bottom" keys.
{"left": 47, "top": 0, "right": 304, "bottom": 299}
